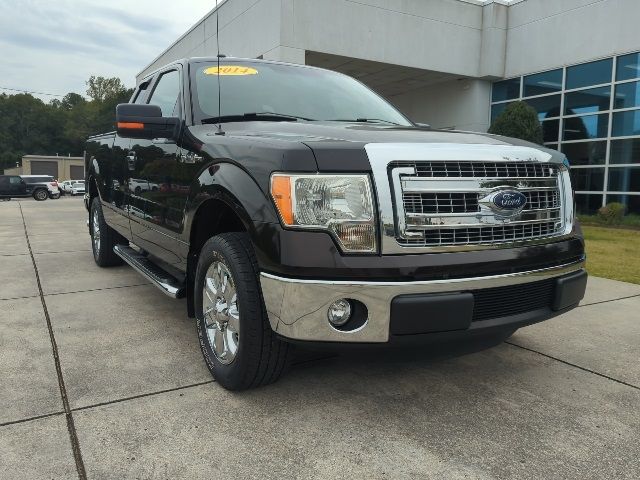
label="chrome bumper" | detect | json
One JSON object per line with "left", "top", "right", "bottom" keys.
{"left": 260, "top": 259, "right": 585, "bottom": 343}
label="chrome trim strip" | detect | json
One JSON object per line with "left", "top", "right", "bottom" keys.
{"left": 260, "top": 259, "right": 585, "bottom": 343}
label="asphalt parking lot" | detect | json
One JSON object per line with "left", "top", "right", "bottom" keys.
{"left": 1, "top": 197, "right": 639, "bottom": 479}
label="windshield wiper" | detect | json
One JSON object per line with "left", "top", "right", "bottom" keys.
{"left": 202, "top": 112, "right": 314, "bottom": 124}
{"left": 326, "top": 118, "right": 401, "bottom": 125}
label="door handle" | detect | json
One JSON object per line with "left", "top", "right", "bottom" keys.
{"left": 152, "top": 138, "right": 175, "bottom": 145}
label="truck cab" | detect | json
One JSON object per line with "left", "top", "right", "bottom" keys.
{"left": 85, "top": 57, "right": 587, "bottom": 390}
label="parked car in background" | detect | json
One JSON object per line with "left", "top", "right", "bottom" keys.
{"left": 20, "top": 175, "right": 60, "bottom": 200}
{"left": 70, "top": 180, "right": 85, "bottom": 196}
{"left": 59, "top": 180, "right": 74, "bottom": 194}
{"left": 0, "top": 175, "right": 59, "bottom": 200}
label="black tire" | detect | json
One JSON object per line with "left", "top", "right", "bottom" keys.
{"left": 90, "top": 197, "right": 125, "bottom": 267}
{"left": 50, "top": 193, "right": 61, "bottom": 199}
{"left": 195, "top": 232, "right": 292, "bottom": 390}
{"left": 33, "top": 189, "right": 48, "bottom": 201}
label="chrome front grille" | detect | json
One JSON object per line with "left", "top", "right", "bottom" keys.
{"left": 366, "top": 143, "right": 574, "bottom": 254}
{"left": 391, "top": 161, "right": 566, "bottom": 248}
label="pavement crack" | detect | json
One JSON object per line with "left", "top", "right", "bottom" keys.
{"left": 18, "top": 203, "right": 87, "bottom": 480}
{"left": 505, "top": 341, "right": 640, "bottom": 391}
{"left": 71, "top": 381, "right": 215, "bottom": 413}
{"left": 578, "top": 293, "right": 640, "bottom": 308}
{"left": 0, "top": 411, "right": 65, "bottom": 429}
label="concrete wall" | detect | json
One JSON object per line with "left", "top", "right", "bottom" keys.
{"left": 391, "top": 78, "right": 492, "bottom": 132}
{"left": 138, "top": 0, "right": 283, "bottom": 82}
{"left": 505, "top": 0, "right": 640, "bottom": 77}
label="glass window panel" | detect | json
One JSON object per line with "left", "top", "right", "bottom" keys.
{"left": 492, "top": 78, "right": 520, "bottom": 102}
{"left": 610, "top": 138, "right": 640, "bottom": 164}
{"left": 564, "top": 86, "right": 610, "bottom": 116}
{"left": 606, "top": 194, "right": 640, "bottom": 214}
{"left": 490, "top": 102, "right": 511, "bottom": 123}
{"left": 523, "top": 69, "right": 562, "bottom": 97}
{"left": 575, "top": 194, "right": 603, "bottom": 215}
{"left": 525, "top": 94, "right": 561, "bottom": 120}
{"left": 613, "top": 81, "right": 640, "bottom": 109}
{"left": 562, "top": 141, "right": 607, "bottom": 166}
{"left": 563, "top": 113, "right": 609, "bottom": 140}
{"left": 612, "top": 109, "right": 640, "bottom": 137}
{"left": 608, "top": 167, "right": 640, "bottom": 192}
{"left": 545, "top": 143, "right": 558, "bottom": 151}
{"left": 566, "top": 58, "right": 612, "bottom": 90}
{"left": 542, "top": 119, "right": 559, "bottom": 143}
{"left": 571, "top": 167, "right": 605, "bottom": 191}
{"left": 616, "top": 52, "right": 640, "bottom": 82}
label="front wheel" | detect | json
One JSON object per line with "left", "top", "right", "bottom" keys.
{"left": 33, "top": 189, "right": 48, "bottom": 201}
{"left": 195, "top": 232, "right": 292, "bottom": 390}
{"left": 90, "top": 197, "right": 125, "bottom": 267}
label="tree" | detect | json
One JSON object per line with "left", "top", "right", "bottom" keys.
{"left": 86, "top": 76, "right": 127, "bottom": 102}
{"left": 488, "top": 101, "right": 544, "bottom": 145}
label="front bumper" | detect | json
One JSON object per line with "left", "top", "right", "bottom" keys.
{"left": 260, "top": 259, "right": 586, "bottom": 343}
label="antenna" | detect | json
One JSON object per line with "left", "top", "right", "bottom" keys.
{"left": 215, "top": 5, "right": 225, "bottom": 136}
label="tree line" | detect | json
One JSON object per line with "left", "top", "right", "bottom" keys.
{"left": 0, "top": 76, "right": 133, "bottom": 173}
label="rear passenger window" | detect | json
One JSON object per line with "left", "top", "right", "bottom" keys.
{"left": 10, "top": 176, "right": 22, "bottom": 184}
{"left": 148, "top": 70, "right": 180, "bottom": 117}
{"left": 132, "top": 81, "right": 150, "bottom": 104}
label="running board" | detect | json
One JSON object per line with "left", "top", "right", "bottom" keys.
{"left": 113, "top": 245, "right": 185, "bottom": 299}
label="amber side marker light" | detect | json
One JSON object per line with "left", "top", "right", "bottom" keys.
{"left": 117, "top": 122, "right": 145, "bottom": 129}
{"left": 271, "top": 175, "right": 294, "bottom": 225}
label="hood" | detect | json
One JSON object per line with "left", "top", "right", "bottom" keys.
{"left": 189, "top": 121, "right": 564, "bottom": 172}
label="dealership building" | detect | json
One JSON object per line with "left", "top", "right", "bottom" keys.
{"left": 138, "top": 0, "right": 640, "bottom": 214}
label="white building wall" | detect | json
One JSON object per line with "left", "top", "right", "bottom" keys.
{"left": 137, "top": 0, "right": 283, "bottom": 82}
{"left": 505, "top": 0, "right": 640, "bottom": 77}
{"left": 391, "top": 78, "right": 492, "bottom": 132}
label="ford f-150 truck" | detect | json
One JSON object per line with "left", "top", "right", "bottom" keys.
{"left": 85, "top": 57, "right": 587, "bottom": 390}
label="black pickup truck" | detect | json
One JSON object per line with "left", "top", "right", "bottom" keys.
{"left": 85, "top": 57, "right": 587, "bottom": 390}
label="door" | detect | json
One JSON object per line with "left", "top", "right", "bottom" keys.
{"left": 127, "top": 68, "right": 184, "bottom": 264}
{"left": 30, "top": 161, "right": 59, "bottom": 178}
{"left": 10, "top": 176, "right": 27, "bottom": 196}
{"left": 70, "top": 165, "right": 84, "bottom": 180}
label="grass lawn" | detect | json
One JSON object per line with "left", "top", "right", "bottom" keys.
{"left": 582, "top": 225, "right": 640, "bottom": 285}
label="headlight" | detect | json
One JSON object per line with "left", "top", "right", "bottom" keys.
{"left": 271, "top": 174, "right": 377, "bottom": 253}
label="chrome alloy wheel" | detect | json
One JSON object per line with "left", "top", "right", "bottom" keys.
{"left": 92, "top": 212, "right": 101, "bottom": 254}
{"left": 203, "top": 261, "right": 240, "bottom": 365}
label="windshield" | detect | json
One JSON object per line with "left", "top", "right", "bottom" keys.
{"left": 191, "top": 61, "right": 411, "bottom": 126}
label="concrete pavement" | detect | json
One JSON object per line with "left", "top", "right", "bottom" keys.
{"left": 1, "top": 197, "right": 639, "bottom": 479}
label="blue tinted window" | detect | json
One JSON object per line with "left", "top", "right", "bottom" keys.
{"left": 490, "top": 102, "right": 511, "bottom": 123}
{"left": 574, "top": 194, "right": 603, "bottom": 214}
{"left": 610, "top": 138, "right": 640, "bottom": 164}
{"left": 571, "top": 167, "right": 605, "bottom": 191}
{"left": 523, "top": 69, "right": 562, "bottom": 97}
{"left": 614, "top": 81, "right": 640, "bottom": 109}
{"left": 492, "top": 78, "right": 520, "bottom": 102}
{"left": 563, "top": 113, "right": 609, "bottom": 140}
{"left": 542, "top": 119, "right": 560, "bottom": 143}
{"left": 616, "top": 52, "right": 640, "bottom": 81}
{"left": 562, "top": 141, "right": 607, "bottom": 165}
{"left": 608, "top": 167, "right": 640, "bottom": 192}
{"left": 525, "top": 94, "right": 561, "bottom": 120}
{"left": 606, "top": 194, "right": 640, "bottom": 214}
{"left": 566, "top": 58, "right": 613, "bottom": 90}
{"left": 564, "top": 86, "right": 610, "bottom": 116}
{"left": 612, "top": 110, "right": 640, "bottom": 137}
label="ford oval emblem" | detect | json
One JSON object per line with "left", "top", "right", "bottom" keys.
{"left": 492, "top": 190, "right": 527, "bottom": 211}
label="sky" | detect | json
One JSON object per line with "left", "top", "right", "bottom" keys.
{"left": 0, "top": 0, "right": 218, "bottom": 101}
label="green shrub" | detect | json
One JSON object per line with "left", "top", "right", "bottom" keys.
{"left": 596, "top": 202, "right": 627, "bottom": 225}
{"left": 488, "top": 101, "right": 544, "bottom": 145}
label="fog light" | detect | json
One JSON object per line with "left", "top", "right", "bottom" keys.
{"left": 327, "top": 299, "right": 352, "bottom": 326}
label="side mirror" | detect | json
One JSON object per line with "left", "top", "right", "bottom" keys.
{"left": 116, "top": 104, "right": 180, "bottom": 140}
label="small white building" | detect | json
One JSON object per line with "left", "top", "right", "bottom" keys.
{"left": 138, "top": 0, "right": 640, "bottom": 214}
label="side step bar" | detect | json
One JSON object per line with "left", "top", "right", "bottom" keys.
{"left": 113, "top": 245, "right": 185, "bottom": 299}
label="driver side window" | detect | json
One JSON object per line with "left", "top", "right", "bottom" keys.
{"left": 147, "top": 70, "right": 181, "bottom": 117}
